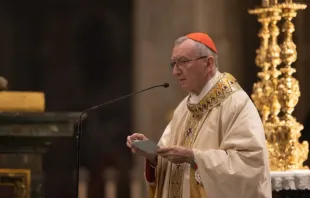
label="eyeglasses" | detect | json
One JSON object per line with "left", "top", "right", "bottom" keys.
{"left": 169, "top": 56, "right": 208, "bottom": 69}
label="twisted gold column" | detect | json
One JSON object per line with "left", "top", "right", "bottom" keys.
{"left": 249, "top": 0, "right": 308, "bottom": 171}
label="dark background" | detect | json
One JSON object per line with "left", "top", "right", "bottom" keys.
{"left": 0, "top": 0, "right": 132, "bottom": 198}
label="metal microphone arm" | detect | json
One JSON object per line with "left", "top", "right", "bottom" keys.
{"left": 75, "top": 83, "right": 169, "bottom": 198}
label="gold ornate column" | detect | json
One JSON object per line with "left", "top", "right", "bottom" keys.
{"left": 249, "top": 0, "right": 308, "bottom": 171}
{"left": 277, "top": 1, "right": 308, "bottom": 170}
{"left": 264, "top": 4, "right": 284, "bottom": 171}
{"left": 249, "top": 6, "right": 272, "bottom": 123}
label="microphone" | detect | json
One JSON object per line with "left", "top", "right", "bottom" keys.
{"left": 75, "top": 83, "right": 169, "bottom": 198}
{"left": 79, "top": 83, "right": 169, "bottom": 114}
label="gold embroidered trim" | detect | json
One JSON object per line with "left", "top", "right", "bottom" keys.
{"left": 187, "top": 73, "right": 242, "bottom": 115}
{"left": 168, "top": 73, "right": 242, "bottom": 198}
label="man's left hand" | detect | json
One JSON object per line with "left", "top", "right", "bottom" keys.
{"left": 157, "top": 146, "right": 194, "bottom": 164}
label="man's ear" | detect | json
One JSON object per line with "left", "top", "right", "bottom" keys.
{"left": 206, "top": 56, "right": 215, "bottom": 68}
{"left": 204, "top": 56, "right": 214, "bottom": 73}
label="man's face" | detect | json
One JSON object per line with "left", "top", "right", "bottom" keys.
{"left": 171, "top": 39, "right": 210, "bottom": 94}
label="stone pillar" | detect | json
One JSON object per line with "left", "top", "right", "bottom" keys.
{"left": 193, "top": 0, "right": 246, "bottom": 84}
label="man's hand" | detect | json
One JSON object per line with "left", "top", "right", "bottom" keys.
{"left": 126, "top": 133, "right": 148, "bottom": 154}
{"left": 157, "top": 146, "right": 194, "bottom": 164}
{"left": 126, "top": 133, "right": 157, "bottom": 164}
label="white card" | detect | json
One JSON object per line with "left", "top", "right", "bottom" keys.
{"left": 132, "top": 139, "right": 159, "bottom": 154}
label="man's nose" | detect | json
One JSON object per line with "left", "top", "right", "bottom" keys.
{"left": 172, "top": 65, "right": 181, "bottom": 76}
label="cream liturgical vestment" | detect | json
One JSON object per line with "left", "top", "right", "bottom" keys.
{"left": 144, "top": 72, "right": 272, "bottom": 198}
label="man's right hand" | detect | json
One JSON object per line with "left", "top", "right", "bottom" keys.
{"left": 126, "top": 133, "right": 157, "bottom": 165}
{"left": 126, "top": 133, "right": 148, "bottom": 154}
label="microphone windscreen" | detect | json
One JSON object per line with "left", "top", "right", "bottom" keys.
{"left": 163, "top": 83, "right": 170, "bottom": 88}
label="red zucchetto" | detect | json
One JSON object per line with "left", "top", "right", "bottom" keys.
{"left": 186, "top": 32, "right": 217, "bottom": 54}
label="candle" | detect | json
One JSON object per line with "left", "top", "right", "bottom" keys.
{"left": 262, "top": 0, "right": 270, "bottom": 7}
{"left": 285, "top": 0, "right": 293, "bottom": 3}
{"left": 272, "top": 0, "right": 278, "bottom": 5}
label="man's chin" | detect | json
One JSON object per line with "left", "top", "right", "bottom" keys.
{"left": 179, "top": 83, "right": 189, "bottom": 92}
{"left": 178, "top": 81, "right": 186, "bottom": 87}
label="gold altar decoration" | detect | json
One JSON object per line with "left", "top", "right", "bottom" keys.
{"left": 249, "top": 0, "right": 308, "bottom": 171}
{"left": 0, "top": 77, "right": 45, "bottom": 112}
{"left": 0, "top": 169, "right": 31, "bottom": 198}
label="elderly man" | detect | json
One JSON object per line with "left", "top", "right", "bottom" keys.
{"left": 126, "top": 32, "right": 271, "bottom": 198}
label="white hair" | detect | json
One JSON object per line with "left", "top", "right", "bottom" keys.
{"left": 174, "top": 36, "right": 219, "bottom": 68}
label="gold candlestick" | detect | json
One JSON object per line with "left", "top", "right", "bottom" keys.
{"left": 249, "top": 7, "right": 272, "bottom": 123}
{"left": 267, "top": 6, "right": 282, "bottom": 123}
{"left": 263, "top": 5, "right": 283, "bottom": 170}
{"left": 249, "top": 1, "right": 309, "bottom": 171}
{"left": 276, "top": 2, "right": 308, "bottom": 170}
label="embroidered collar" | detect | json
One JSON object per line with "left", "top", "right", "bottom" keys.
{"left": 187, "top": 73, "right": 242, "bottom": 115}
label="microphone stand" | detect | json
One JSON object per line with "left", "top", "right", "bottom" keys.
{"left": 75, "top": 83, "right": 169, "bottom": 198}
